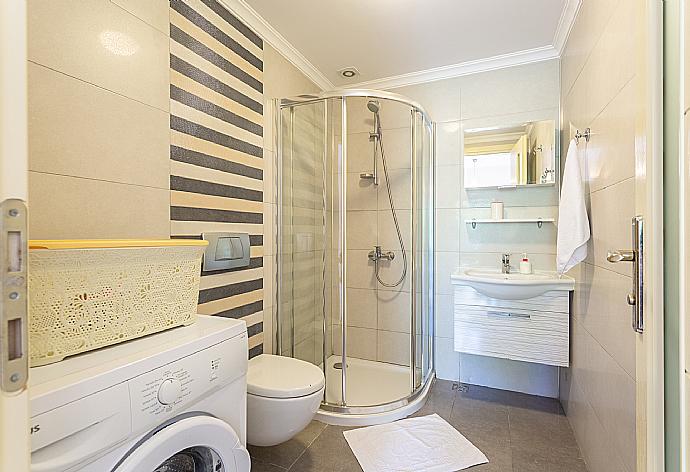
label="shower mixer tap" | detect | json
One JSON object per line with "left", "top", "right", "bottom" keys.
{"left": 368, "top": 245, "right": 395, "bottom": 262}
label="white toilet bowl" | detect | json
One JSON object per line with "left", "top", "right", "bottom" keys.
{"left": 246, "top": 354, "right": 325, "bottom": 446}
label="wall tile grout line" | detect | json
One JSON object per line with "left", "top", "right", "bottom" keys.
{"left": 28, "top": 170, "right": 171, "bottom": 191}
{"left": 27, "top": 60, "right": 171, "bottom": 114}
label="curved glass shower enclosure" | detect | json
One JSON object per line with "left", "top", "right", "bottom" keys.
{"left": 275, "top": 90, "right": 434, "bottom": 424}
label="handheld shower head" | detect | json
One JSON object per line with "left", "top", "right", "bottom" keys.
{"left": 367, "top": 99, "right": 380, "bottom": 113}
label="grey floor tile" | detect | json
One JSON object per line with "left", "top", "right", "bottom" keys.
{"left": 288, "top": 425, "right": 363, "bottom": 472}
{"left": 511, "top": 448, "right": 588, "bottom": 472}
{"left": 411, "top": 379, "right": 456, "bottom": 419}
{"left": 248, "top": 420, "right": 327, "bottom": 469}
{"left": 508, "top": 405, "right": 582, "bottom": 460}
{"left": 253, "top": 381, "right": 587, "bottom": 472}
{"left": 249, "top": 460, "right": 287, "bottom": 472}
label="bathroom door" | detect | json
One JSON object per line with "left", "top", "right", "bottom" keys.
{"left": 0, "top": 1, "right": 31, "bottom": 470}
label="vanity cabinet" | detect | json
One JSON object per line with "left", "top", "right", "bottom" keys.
{"left": 453, "top": 285, "right": 570, "bottom": 367}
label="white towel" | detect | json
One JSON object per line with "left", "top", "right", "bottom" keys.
{"left": 557, "top": 138, "right": 590, "bottom": 275}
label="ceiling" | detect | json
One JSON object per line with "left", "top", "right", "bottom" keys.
{"left": 242, "top": 0, "right": 571, "bottom": 88}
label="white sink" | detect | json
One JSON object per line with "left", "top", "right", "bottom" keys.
{"left": 451, "top": 267, "right": 575, "bottom": 300}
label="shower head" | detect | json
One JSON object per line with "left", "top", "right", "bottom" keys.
{"left": 367, "top": 99, "right": 380, "bottom": 114}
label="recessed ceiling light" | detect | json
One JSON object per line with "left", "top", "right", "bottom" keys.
{"left": 338, "top": 67, "right": 360, "bottom": 78}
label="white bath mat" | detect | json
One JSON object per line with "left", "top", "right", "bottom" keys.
{"left": 343, "top": 414, "right": 488, "bottom": 472}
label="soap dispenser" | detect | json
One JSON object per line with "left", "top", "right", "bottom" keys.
{"left": 519, "top": 253, "right": 532, "bottom": 274}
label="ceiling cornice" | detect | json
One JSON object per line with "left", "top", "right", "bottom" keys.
{"left": 219, "top": 0, "right": 581, "bottom": 93}
{"left": 217, "top": 0, "right": 335, "bottom": 91}
{"left": 345, "top": 46, "right": 560, "bottom": 90}
{"left": 553, "top": 0, "right": 582, "bottom": 54}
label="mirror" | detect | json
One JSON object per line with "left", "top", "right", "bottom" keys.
{"left": 463, "top": 119, "right": 557, "bottom": 189}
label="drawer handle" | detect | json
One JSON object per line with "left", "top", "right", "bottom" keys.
{"left": 487, "top": 311, "right": 531, "bottom": 319}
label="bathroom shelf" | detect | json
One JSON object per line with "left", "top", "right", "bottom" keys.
{"left": 465, "top": 218, "right": 555, "bottom": 229}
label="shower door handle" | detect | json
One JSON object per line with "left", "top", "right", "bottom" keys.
{"left": 606, "top": 216, "right": 644, "bottom": 333}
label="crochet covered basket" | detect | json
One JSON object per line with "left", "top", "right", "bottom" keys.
{"left": 28, "top": 240, "right": 207, "bottom": 366}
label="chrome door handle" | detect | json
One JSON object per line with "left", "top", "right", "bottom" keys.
{"left": 487, "top": 311, "right": 531, "bottom": 319}
{"left": 606, "top": 216, "right": 644, "bottom": 333}
{"left": 607, "top": 250, "right": 635, "bottom": 263}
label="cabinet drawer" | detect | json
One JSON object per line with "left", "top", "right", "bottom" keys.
{"left": 454, "top": 285, "right": 569, "bottom": 314}
{"left": 453, "top": 304, "right": 569, "bottom": 367}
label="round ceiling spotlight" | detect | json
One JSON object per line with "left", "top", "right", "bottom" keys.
{"left": 338, "top": 67, "right": 360, "bottom": 79}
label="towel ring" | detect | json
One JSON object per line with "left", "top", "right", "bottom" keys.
{"left": 574, "top": 128, "right": 591, "bottom": 144}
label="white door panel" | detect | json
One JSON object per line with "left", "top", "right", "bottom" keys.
{"left": 0, "top": 1, "right": 30, "bottom": 471}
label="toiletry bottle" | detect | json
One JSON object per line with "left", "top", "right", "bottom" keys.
{"left": 519, "top": 253, "right": 532, "bottom": 274}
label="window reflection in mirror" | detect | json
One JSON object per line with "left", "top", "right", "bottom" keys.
{"left": 463, "top": 120, "right": 556, "bottom": 189}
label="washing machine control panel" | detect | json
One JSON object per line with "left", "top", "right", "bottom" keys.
{"left": 128, "top": 333, "right": 247, "bottom": 432}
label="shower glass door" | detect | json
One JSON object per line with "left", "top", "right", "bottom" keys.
{"left": 277, "top": 98, "right": 335, "bottom": 388}
{"left": 413, "top": 111, "right": 434, "bottom": 389}
{"left": 277, "top": 91, "right": 434, "bottom": 414}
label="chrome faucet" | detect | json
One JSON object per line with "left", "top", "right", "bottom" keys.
{"left": 368, "top": 245, "right": 395, "bottom": 262}
{"left": 501, "top": 253, "right": 511, "bottom": 274}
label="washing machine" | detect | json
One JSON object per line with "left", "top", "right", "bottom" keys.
{"left": 28, "top": 315, "right": 251, "bottom": 472}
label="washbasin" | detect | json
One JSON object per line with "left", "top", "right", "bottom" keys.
{"left": 451, "top": 267, "right": 574, "bottom": 300}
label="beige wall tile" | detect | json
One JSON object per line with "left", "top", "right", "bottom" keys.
{"left": 111, "top": 0, "right": 170, "bottom": 35}
{"left": 435, "top": 121, "right": 461, "bottom": 167}
{"left": 377, "top": 330, "right": 410, "bottom": 366}
{"left": 346, "top": 249, "right": 377, "bottom": 290}
{"left": 434, "top": 251, "right": 460, "bottom": 296}
{"left": 459, "top": 60, "right": 559, "bottom": 120}
{"left": 434, "top": 294, "right": 454, "bottom": 339}
{"left": 574, "top": 262, "right": 635, "bottom": 379}
{"left": 435, "top": 209, "right": 460, "bottom": 252}
{"left": 587, "top": 178, "right": 635, "bottom": 276}
{"left": 263, "top": 150, "right": 275, "bottom": 203}
{"left": 28, "top": 63, "right": 169, "bottom": 189}
{"left": 347, "top": 211, "right": 378, "bottom": 250}
{"left": 347, "top": 127, "right": 412, "bottom": 173}
{"left": 582, "top": 2, "right": 636, "bottom": 122}
{"left": 585, "top": 80, "right": 636, "bottom": 193}
{"left": 435, "top": 337, "right": 460, "bottom": 380}
{"left": 29, "top": 172, "right": 169, "bottom": 239}
{"left": 346, "top": 131, "right": 377, "bottom": 173}
{"left": 346, "top": 288, "right": 377, "bottom": 329}
{"left": 29, "top": 0, "right": 170, "bottom": 111}
{"left": 434, "top": 165, "right": 461, "bottom": 209}
{"left": 347, "top": 173, "right": 378, "bottom": 211}
{"left": 560, "top": 371, "right": 630, "bottom": 471}
{"left": 377, "top": 290, "right": 411, "bottom": 333}
{"left": 377, "top": 209, "right": 411, "bottom": 251}
{"left": 263, "top": 203, "right": 274, "bottom": 255}
{"left": 570, "top": 316, "right": 636, "bottom": 471}
{"left": 263, "top": 44, "right": 319, "bottom": 101}
{"left": 332, "top": 325, "right": 377, "bottom": 361}
{"left": 560, "top": 1, "right": 640, "bottom": 469}
{"left": 377, "top": 168, "right": 411, "bottom": 210}
{"left": 392, "top": 79, "right": 462, "bottom": 123}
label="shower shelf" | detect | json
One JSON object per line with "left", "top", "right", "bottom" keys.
{"left": 465, "top": 218, "right": 555, "bottom": 229}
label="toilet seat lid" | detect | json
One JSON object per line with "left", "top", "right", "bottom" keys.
{"left": 247, "top": 355, "right": 325, "bottom": 398}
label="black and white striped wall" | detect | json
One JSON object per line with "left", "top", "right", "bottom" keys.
{"left": 168, "top": 0, "right": 265, "bottom": 358}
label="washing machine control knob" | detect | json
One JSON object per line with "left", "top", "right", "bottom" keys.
{"left": 157, "top": 378, "right": 182, "bottom": 405}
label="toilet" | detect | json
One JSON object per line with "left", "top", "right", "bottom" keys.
{"left": 246, "top": 354, "right": 326, "bottom": 446}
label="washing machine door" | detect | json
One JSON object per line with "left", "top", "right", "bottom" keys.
{"left": 112, "top": 415, "right": 250, "bottom": 472}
